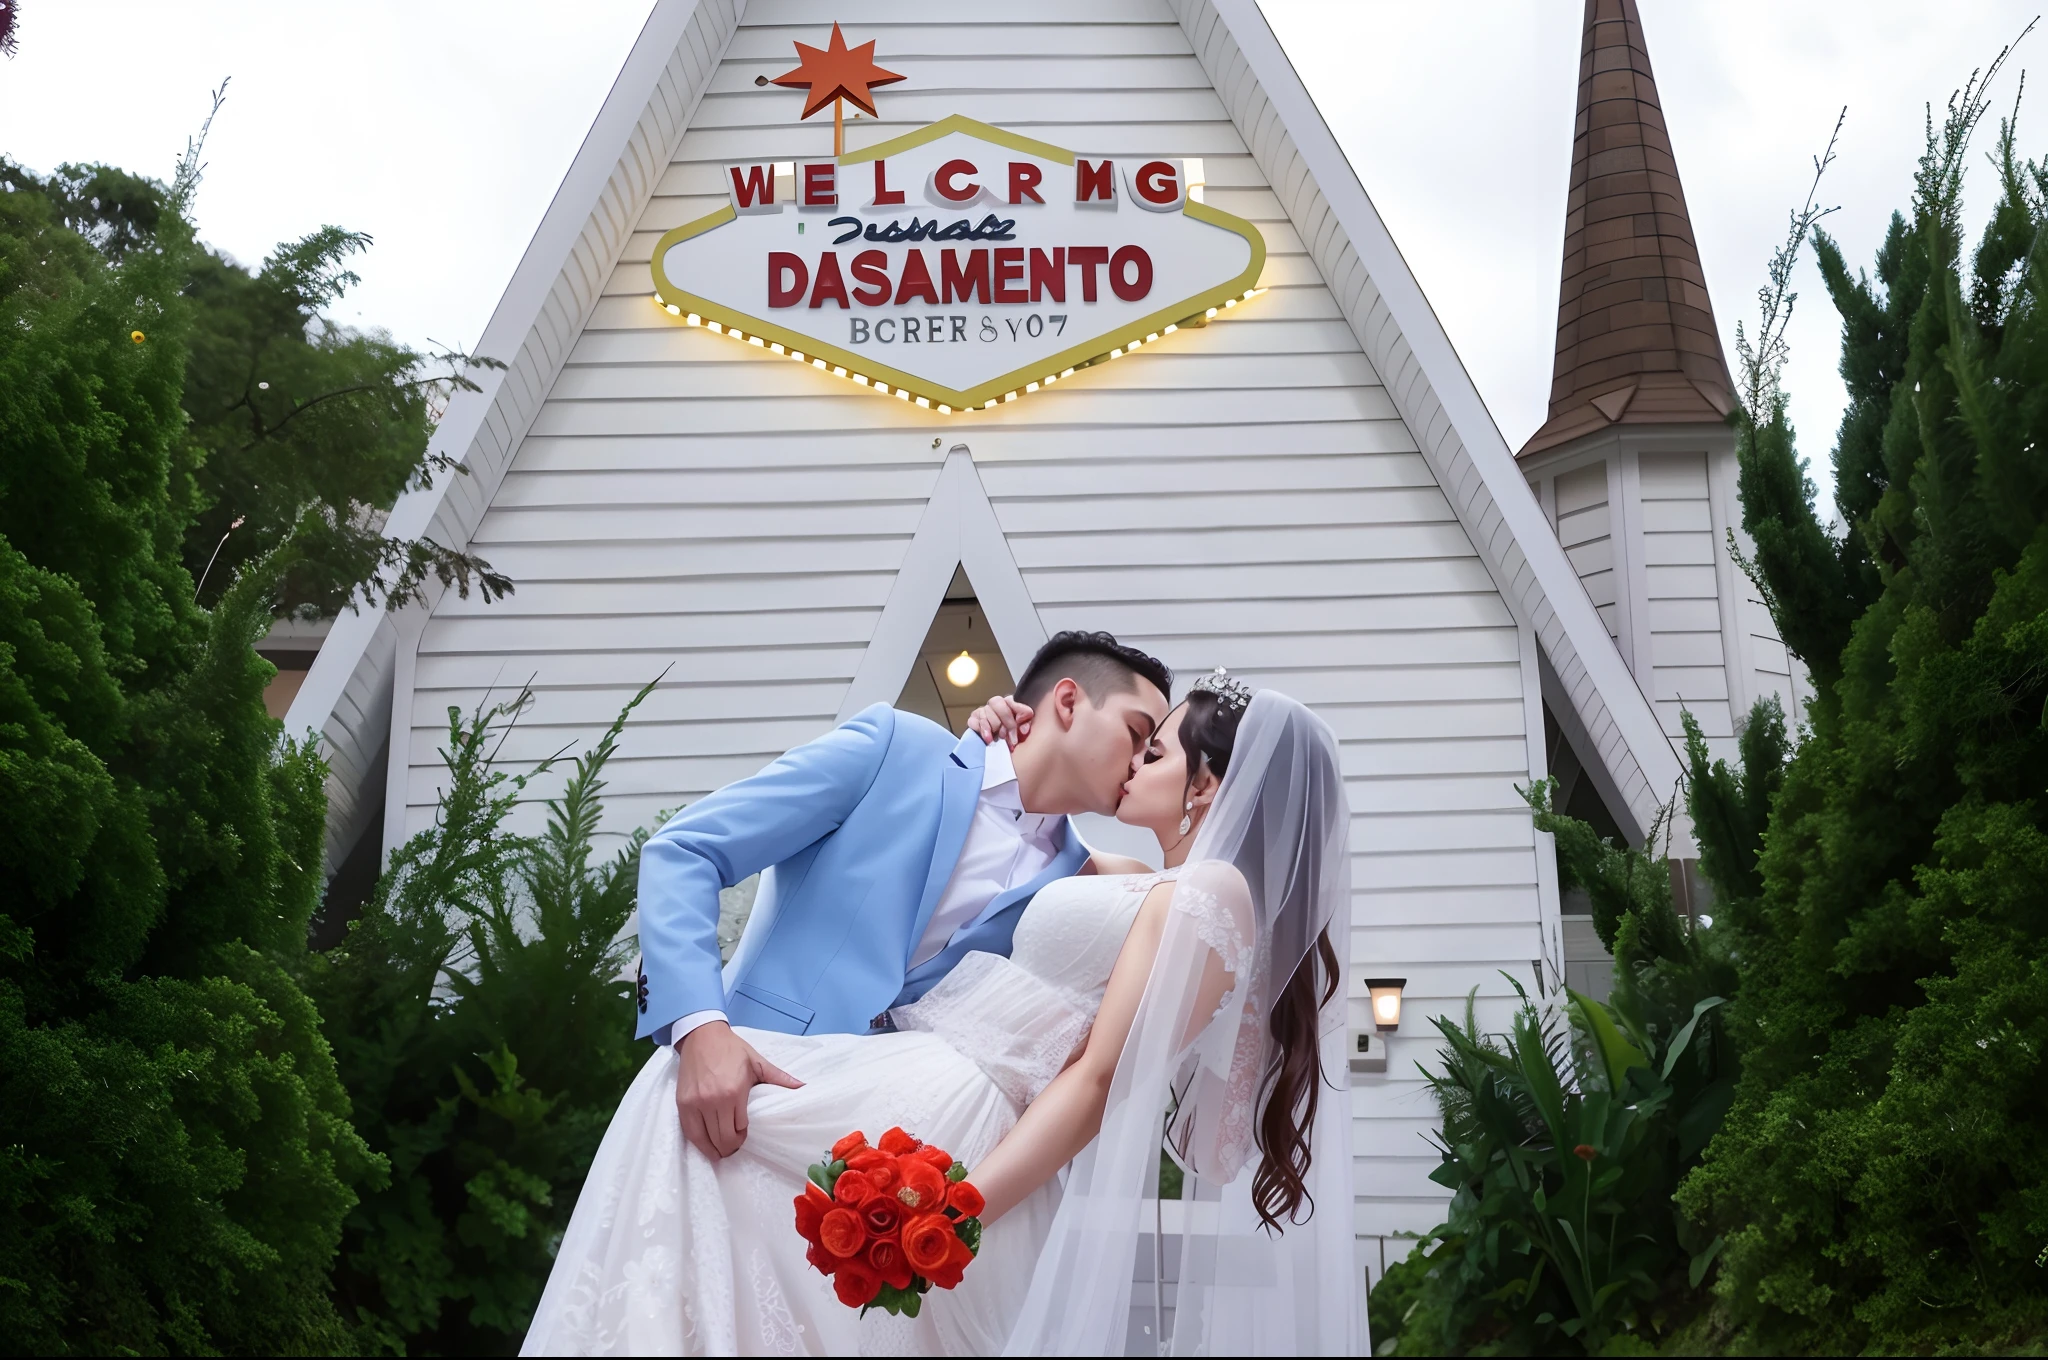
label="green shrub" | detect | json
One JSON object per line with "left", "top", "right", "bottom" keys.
{"left": 1370, "top": 683, "right": 1791, "bottom": 1357}
{"left": 1381, "top": 980, "right": 1724, "bottom": 1355}
{"left": 0, "top": 126, "right": 374, "bottom": 1353}
{"left": 1371, "top": 769, "right": 1743, "bottom": 1355}
{"left": 306, "top": 682, "right": 657, "bottom": 1353}
{"left": 1679, "top": 58, "right": 2048, "bottom": 1352}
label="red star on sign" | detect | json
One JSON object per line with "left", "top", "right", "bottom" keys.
{"left": 771, "top": 22, "right": 904, "bottom": 121}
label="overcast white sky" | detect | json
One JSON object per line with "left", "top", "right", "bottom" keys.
{"left": 1, "top": 1, "right": 2033, "bottom": 508}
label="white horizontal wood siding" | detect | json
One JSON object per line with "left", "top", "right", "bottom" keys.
{"left": 394, "top": 0, "right": 1567, "bottom": 1248}
{"left": 1553, "top": 462, "right": 1619, "bottom": 645}
{"left": 1638, "top": 450, "right": 1735, "bottom": 760}
{"left": 1523, "top": 434, "right": 1812, "bottom": 792}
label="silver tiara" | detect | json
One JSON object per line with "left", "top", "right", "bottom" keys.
{"left": 1189, "top": 666, "right": 1252, "bottom": 712}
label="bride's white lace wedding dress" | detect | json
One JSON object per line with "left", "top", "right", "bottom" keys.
{"left": 522, "top": 870, "right": 1165, "bottom": 1357}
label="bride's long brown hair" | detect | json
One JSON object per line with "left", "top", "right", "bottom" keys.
{"left": 1176, "top": 691, "right": 1339, "bottom": 1233}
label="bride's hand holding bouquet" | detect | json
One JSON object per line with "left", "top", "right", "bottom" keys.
{"left": 792, "top": 1126, "right": 985, "bottom": 1316}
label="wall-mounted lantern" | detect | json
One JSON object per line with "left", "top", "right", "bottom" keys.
{"left": 1349, "top": 978, "right": 1408, "bottom": 1076}
{"left": 1365, "top": 977, "right": 1407, "bottom": 1033}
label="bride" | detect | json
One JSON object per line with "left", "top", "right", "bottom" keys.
{"left": 523, "top": 675, "right": 1360, "bottom": 1356}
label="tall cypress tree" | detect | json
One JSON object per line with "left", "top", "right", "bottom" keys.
{"left": 0, "top": 133, "right": 375, "bottom": 1350}
{"left": 1679, "top": 58, "right": 2048, "bottom": 1350}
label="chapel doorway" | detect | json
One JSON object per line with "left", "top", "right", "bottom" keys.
{"left": 894, "top": 566, "right": 1016, "bottom": 734}
{"left": 1544, "top": 700, "right": 1628, "bottom": 1001}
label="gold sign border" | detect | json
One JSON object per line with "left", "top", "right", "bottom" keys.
{"left": 648, "top": 115, "right": 1267, "bottom": 412}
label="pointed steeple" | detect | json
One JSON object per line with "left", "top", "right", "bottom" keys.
{"left": 1520, "top": 0, "right": 1735, "bottom": 459}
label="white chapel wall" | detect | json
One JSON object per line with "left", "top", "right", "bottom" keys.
{"left": 398, "top": 0, "right": 1565, "bottom": 1249}
{"left": 1551, "top": 462, "right": 1621, "bottom": 646}
{"left": 1527, "top": 438, "right": 1811, "bottom": 778}
{"left": 1638, "top": 450, "right": 1736, "bottom": 755}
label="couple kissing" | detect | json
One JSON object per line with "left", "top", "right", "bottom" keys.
{"left": 525, "top": 631, "right": 1361, "bottom": 1356}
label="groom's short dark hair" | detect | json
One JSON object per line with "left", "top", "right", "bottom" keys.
{"left": 1016, "top": 631, "right": 1171, "bottom": 708}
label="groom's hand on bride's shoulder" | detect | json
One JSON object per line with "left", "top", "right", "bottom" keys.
{"left": 675, "top": 1021, "right": 802, "bottom": 1159}
{"left": 966, "top": 695, "right": 1033, "bottom": 748}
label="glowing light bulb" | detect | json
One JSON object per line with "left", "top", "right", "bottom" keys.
{"left": 1366, "top": 978, "right": 1407, "bottom": 1033}
{"left": 946, "top": 652, "right": 980, "bottom": 688}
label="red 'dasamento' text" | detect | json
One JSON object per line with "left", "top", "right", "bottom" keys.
{"left": 767, "top": 246, "right": 1153, "bottom": 310}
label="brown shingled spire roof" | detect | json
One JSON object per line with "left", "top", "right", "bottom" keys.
{"left": 1519, "top": 0, "right": 1735, "bottom": 459}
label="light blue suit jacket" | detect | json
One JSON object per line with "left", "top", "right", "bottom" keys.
{"left": 634, "top": 704, "right": 1088, "bottom": 1040}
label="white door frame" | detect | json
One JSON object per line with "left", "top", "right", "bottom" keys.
{"left": 838, "top": 446, "right": 1047, "bottom": 722}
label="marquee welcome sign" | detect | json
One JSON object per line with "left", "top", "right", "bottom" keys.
{"left": 651, "top": 116, "right": 1267, "bottom": 412}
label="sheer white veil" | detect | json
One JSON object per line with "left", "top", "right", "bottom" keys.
{"left": 1003, "top": 691, "right": 1362, "bottom": 1356}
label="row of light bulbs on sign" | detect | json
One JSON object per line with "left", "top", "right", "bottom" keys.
{"left": 650, "top": 289, "right": 1267, "bottom": 412}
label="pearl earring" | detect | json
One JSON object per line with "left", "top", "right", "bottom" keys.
{"left": 1179, "top": 800, "right": 1193, "bottom": 837}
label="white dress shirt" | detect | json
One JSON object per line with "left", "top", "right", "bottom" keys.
{"left": 911, "top": 737, "right": 1064, "bottom": 966}
{"left": 668, "top": 737, "right": 1062, "bottom": 1045}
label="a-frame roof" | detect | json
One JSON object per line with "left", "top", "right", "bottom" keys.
{"left": 287, "top": 0, "right": 1683, "bottom": 871}
{"left": 1520, "top": 0, "right": 1736, "bottom": 459}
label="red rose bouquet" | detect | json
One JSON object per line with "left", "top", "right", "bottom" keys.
{"left": 792, "top": 1126, "right": 987, "bottom": 1317}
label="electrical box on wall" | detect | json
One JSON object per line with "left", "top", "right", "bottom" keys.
{"left": 1349, "top": 1028, "right": 1387, "bottom": 1075}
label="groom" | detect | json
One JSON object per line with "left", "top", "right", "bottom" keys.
{"left": 635, "top": 630, "right": 1172, "bottom": 1161}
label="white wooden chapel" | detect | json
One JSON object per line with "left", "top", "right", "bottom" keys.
{"left": 287, "top": 0, "right": 1722, "bottom": 1294}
